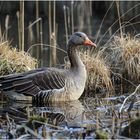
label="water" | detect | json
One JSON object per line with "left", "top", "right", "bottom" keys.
{"left": 0, "top": 95, "right": 139, "bottom": 139}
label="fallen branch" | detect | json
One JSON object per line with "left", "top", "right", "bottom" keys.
{"left": 119, "top": 84, "right": 140, "bottom": 113}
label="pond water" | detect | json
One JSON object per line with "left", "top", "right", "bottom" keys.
{"left": 0, "top": 94, "right": 139, "bottom": 139}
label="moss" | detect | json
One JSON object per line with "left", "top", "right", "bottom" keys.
{"left": 121, "top": 118, "right": 140, "bottom": 139}
{"left": 95, "top": 130, "right": 109, "bottom": 139}
{"left": 29, "top": 115, "right": 48, "bottom": 123}
{"left": 26, "top": 115, "right": 48, "bottom": 130}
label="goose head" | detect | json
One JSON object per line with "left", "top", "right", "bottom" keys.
{"left": 68, "top": 32, "right": 96, "bottom": 47}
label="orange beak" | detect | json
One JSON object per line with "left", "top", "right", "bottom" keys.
{"left": 84, "top": 38, "right": 96, "bottom": 47}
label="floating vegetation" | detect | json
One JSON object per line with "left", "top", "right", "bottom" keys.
{"left": 0, "top": 41, "right": 38, "bottom": 76}
{"left": 106, "top": 34, "right": 140, "bottom": 82}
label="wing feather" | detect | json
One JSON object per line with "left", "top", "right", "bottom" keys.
{"left": 0, "top": 68, "right": 67, "bottom": 97}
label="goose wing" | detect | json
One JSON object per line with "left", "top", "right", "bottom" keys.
{"left": 0, "top": 68, "right": 66, "bottom": 96}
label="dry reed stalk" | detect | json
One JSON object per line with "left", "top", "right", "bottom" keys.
{"left": 97, "top": 3, "right": 140, "bottom": 46}
{"left": 63, "top": 5, "right": 68, "bottom": 43}
{"left": 67, "top": 6, "right": 70, "bottom": 33}
{"left": 86, "top": 1, "right": 92, "bottom": 35}
{"left": 52, "top": 0, "right": 56, "bottom": 66}
{"left": 35, "top": 0, "right": 40, "bottom": 62}
{"left": 49, "top": 1, "right": 57, "bottom": 66}
{"left": 28, "top": 21, "right": 34, "bottom": 56}
{"left": 16, "top": 11, "right": 21, "bottom": 50}
{"left": 115, "top": 1, "right": 123, "bottom": 38}
{"left": 77, "top": 1, "right": 84, "bottom": 32}
{"left": 49, "top": 1, "right": 52, "bottom": 66}
{"left": 40, "top": 19, "right": 43, "bottom": 66}
{"left": 27, "top": 18, "right": 42, "bottom": 59}
{"left": 19, "top": 0, "right": 24, "bottom": 51}
{"left": 36, "top": 0, "right": 39, "bottom": 42}
{"left": 5, "top": 15, "right": 9, "bottom": 40}
{"left": 71, "top": 1, "right": 74, "bottom": 34}
{"left": 95, "top": 1, "right": 114, "bottom": 43}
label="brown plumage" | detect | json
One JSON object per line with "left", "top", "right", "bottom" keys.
{"left": 0, "top": 32, "right": 96, "bottom": 102}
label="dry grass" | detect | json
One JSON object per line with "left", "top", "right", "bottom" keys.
{"left": 0, "top": 41, "right": 38, "bottom": 76}
{"left": 106, "top": 34, "right": 140, "bottom": 82}
{"left": 81, "top": 50, "right": 113, "bottom": 94}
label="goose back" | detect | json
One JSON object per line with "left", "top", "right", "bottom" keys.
{"left": 0, "top": 68, "right": 67, "bottom": 100}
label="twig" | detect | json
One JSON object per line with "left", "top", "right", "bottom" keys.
{"left": 21, "top": 123, "right": 43, "bottom": 139}
{"left": 27, "top": 18, "right": 42, "bottom": 29}
{"left": 17, "top": 134, "right": 30, "bottom": 140}
{"left": 6, "top": 113, "right": 11, "bottom": 126}
{"left": 119, "top": 84, "right": 140, "bottom": 113}
{"left": 32, "top": 120, "right": 64, "bottom": 130}
{"left": 27, "top": 43, "right": 67, "bottom": 54}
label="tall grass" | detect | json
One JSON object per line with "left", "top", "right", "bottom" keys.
{"left": 49, "top": 1, "right": 57, "bottom": 66}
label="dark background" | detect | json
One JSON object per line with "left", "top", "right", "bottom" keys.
{"left": 0, "top": 1, "right": 140, "bottom": 66}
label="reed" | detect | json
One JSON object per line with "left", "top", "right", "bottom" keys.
{"left": 71, "top": 1, "right": 74, "bottom": 34}
{"left": 19, "top": 0, "right": 24, "bottom": 51}
{"left": 63, "top": 5, "right": 68, "bottom": 43}
{"left": 115, "top": 1, "right": 123, "bottom": 38}
{"left": 49, "top": 1, "right": 57, "bottom": 66}
{"left": 28, "top": 21, "right": 34, "bottom": 56}
{"left": 40, "top": 19, "right": 43, "bottom": 66}
{"left": 106, "top": 34, "right": 140, "bottom": 82}
{"left": 97, "top": 2, "right": 140, "bottom": 46}
{"left": 16, "top": 11, "right": 21, "bottom": 50}
{"left": 36, "top": 0, "right": 39, "bottom": 42}
{"left": 5, "top": 15, "right": 9, "bottom": 40}
{"left": 36, "top": 0, "right": 40, "bottom": 60}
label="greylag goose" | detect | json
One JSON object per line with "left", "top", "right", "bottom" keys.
{"left": 0, "top": 32, "right": 96, "bottom": 102}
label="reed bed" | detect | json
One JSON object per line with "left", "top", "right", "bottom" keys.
{"left": 106, "top": 34, "right": 140, "bottom": 82}
{"left": 0, "top": 41, "right": 37, "bottom": 76}
{"left": 81, "top": 50, "right": 113, "bottom": 95}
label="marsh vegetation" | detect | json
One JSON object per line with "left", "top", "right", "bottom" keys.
{"left": 0, "top": 1, "right": 140, "bottom": 139}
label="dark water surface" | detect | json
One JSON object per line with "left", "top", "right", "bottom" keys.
{"left": 0, "top": 94, "right": 139, "bottom": 139}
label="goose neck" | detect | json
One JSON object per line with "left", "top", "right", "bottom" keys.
{"left": 67, "top": 44, "right": 84, "bottom": 69}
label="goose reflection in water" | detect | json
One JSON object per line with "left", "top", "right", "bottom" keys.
{"left": 1, "top": 100, "right": 87, "bottom": 127}
{"left": 33, "top": 100, "right": 86, "bottom": 127}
